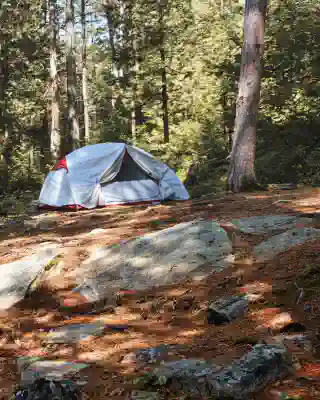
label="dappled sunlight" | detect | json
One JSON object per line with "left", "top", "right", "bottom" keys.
{"left": 0, "top": 188, "right": 319, "bottom": 398}
{"left": 240, "top": 281, "right": 273, "bottom": 295}
{"left": 178, "top": 328, "right": 206, "bottom": 338}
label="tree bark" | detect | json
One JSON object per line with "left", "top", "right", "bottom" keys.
{"left": 227, "top": 0, "right": 267, "bottom": 192}
{"left": 0, "top": 43, "right": 8, "bottom": 152}
{"left": 128, "top": 3, "right": 139, "bottom": 145}
{"left": 65, "top": 0, "right": 80, "bottom": 152}
{"left": 49, "top": 0, "right": 60, "bottom": 160}
{"left": 105, "top": 1, "right": 118, "bottom": 110}
{"left": 81, "top": 0, "right": 90, "bottom": 145}
{"left": 0, "top": 40, "right": 11, "bottom": 188}
{"left": 158, "top": 0, "right": 169, "bottom": 143}
{"left": 130, "top": 44, "right": 138, "bottom": 145}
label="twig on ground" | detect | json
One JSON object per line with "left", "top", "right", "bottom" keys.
{"left": 294, "top": 282, "right": 305, "bottom": 304}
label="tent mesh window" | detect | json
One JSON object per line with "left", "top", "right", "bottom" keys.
{"left": 101, "top": 152, "right": 157, "bottom": 185}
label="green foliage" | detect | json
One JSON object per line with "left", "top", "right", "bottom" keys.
{"left": 0, "top": 145, "right": 44, "bottom": 193}
{"left": 1, "top": 0, "right": 319, "bottom": 195}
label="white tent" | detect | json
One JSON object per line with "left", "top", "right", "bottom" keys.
{"left": 39, "top": 143, "right": 189, "bottom": 209}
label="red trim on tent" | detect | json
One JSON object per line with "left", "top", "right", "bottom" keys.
{"left": 53, "top": 157, "right": 68, "bottom": 172}
{"left": 38, "top": 200, "right": 161, "bottom": 211}
{"left": 39, "top": 204, "right": 85, "bottom": 210}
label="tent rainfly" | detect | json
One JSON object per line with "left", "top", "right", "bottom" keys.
{"left": 39, "top": 143, "right": 189, "bottom": 209}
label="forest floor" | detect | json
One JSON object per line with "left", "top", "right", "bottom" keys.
{"left": 0, "top": 187, "right": 319, "bottom": 400}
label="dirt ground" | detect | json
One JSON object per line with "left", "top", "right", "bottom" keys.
{"left": 0, "top": 187, "right": 319, "bottom": 399}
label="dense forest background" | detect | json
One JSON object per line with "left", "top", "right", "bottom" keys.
{"left": 0, "top": 0, "right": 319, "bottom": 196}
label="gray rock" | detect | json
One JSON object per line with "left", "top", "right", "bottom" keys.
{"left": 0, "top": 243, "right": 61, "bottom": 309}
{"left": 18, "top": 358, "right": 88, "bottom": 385}
{"left": 147, "top": 345, "right": 292, "bottom": 399}
{"left": 253, "top": 227, "right": 320, "bottom": 262}
{"left": 272, "top": 334, "right": 313, "bottom": 353}
{"left": 232, "top": 215, "right": 313, "bottom": 235}
{"left": 151, "top": 359, "right": 222, "bottom": 397}
{"left": 122, "top": 344, "right": 183, "bottom": 365}
{"left": 207, "top": 295, "right": 249, "bottom": 325}
{"left": 78, "top": 220, "right": 233, "bottom": 301}
{"left": 45, "top": 321, "right": 106, "bottom": 344}
{"left": 213, "top": 344, "right": 292, "bottom": 398}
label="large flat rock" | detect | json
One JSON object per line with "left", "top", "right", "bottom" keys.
{"left": 0, "top": 243, "right": 61, "bottom": 309}
{"left": 78, "top": 220, "right": 233, "bottom": 300}
{"left": 232, "top": 215, "right": 313, "bottom": 234}
{"left": 253, "top": 227, "right": 320, "bottom": 262}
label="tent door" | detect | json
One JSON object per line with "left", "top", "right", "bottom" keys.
{"left": 101, "top": 151, "right": 158, "bottom": 185}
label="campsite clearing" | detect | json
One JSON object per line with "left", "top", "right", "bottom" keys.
{"left": 0, "top": 187, "right": 319, "bottom": 399}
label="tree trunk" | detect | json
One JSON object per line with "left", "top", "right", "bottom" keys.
{"left": 49, "top": 0, "right": 60, "bottom": 160}
{"left": 81, "top": 0, "right": 90, "bottom": 145}
{"left": 0, "top": 43, "right": 8, "bottom": 152}
{"left": 65, "top": 0, "right": 80, "bottom": 152}
{"left": 105, "top": 2, "right": 118, "bottom": 109}
{"left": 0, "top": 41, "right": 11, "bottom": 188}
{"left": 129, "top": 4, "right": 139, "bottom": 145}
{"left": 158, "top": 0, "right": 169, "bottom": 143}
{"left": 227, "top": 0, "right": 267, "bottom": 192}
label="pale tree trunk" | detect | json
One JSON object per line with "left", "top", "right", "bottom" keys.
{"left": 118, "top": 0, "right": 125, "bottom": 80}
{"left": 0, "top": 43, "right": 8, "bottom": 156}
{"left": 131, "top": 39, "right": 138, "bottom": 145}
{"left": 65, "top": 0, "right": 80, "bottom": 152}
{"left": 158, "top": 0, "right": 169, "bottom": 143}
{"left": 49, "top": 0, "right": 60, "bottom": 160}
{"left": 81, "top": 0, "right": 90, "bottom": 144}
{"left": 105, "top": 1, "right": 118, "bottom": 109}
{"left": 227, "top": 0, "right": 267, "bottom": 192}
{"left": 128, "top": 3, "right": 139, "bottom": 145}
{"left": 0, "top": 41, "right": 11, "bottom": 189}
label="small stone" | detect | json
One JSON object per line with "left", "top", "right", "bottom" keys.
{"left": 271, "top": 334, "right": 313, "bottom": 353}
{"left": 122, "top": 344, "right": 182, "bottom": 365}
{"left": 121, "top": 352, "right": 137, "bottom": 365}
{"left": 303, "top": 303, "right": 312, "bottom": 313}
{"left": 245, "top": 293, "right": 264, "bottom": 303}
{"left": 207, "top": 295, "right": 248, "bottom": 325}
